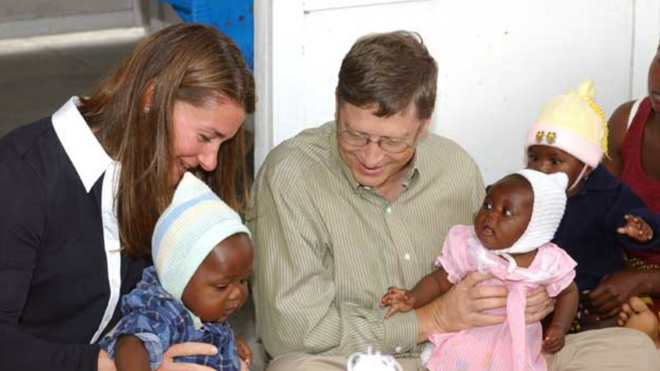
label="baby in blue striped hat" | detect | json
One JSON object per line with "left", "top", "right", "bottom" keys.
{"left": 101, "top": 172, "right": 253, "bottom": 371}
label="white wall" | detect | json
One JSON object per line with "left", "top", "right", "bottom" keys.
{"left": 256, "top": 0, "right": 660, "bottom": 184}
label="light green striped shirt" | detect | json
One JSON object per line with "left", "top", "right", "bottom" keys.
{"left": 248, "top": 121, "right": 485, "bottom": 359}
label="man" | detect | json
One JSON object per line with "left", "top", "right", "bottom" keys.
{"left": 248, "top": 31, "right": 659, "bottom": 371}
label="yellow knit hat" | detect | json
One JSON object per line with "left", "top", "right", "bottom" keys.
{"left": 526, "top": 79, "right": 608, "bottom": 168}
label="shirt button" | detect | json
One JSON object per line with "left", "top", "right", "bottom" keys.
{"left": 395, "top": 346, "right": 402, "bottom": 353}
{"left": 404, "top": 253, "right": 411, "bottom": 261}
{"left": 386, "top": 207, "right": 392, "bottom": 214}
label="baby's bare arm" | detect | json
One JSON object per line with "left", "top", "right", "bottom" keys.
{"left": 114, "top": 335, "right": 151, "bottom": 371}
{"left": 408, "top": 268, "right": 454, "bottom": 308}
{"left": 543, "top": 282, "right": 579, "bottom": 353}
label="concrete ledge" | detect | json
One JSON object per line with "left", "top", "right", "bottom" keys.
{"left": 0, "top": 27, "right": 146, "bottom": 56}
{"left": 0, "top": 11, "right": 139, "bottom": 40}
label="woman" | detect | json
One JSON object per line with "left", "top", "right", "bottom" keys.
{"left": 0, "top": 23, "right": 254, "bottom": 371}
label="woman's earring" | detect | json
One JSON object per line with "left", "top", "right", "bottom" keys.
{"left": 144, "top": 106, "right": 151, "bottom": 114}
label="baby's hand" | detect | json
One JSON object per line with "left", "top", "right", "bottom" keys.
{"left": 239, "top": 358, "right": 249, "bottom": 371}
{"left": 380, "top": 287, "right": 415, "bottom": 318}
{"left": 542, "top": 326, "right": 565, "bottom": 353}
{"left": 235, "top": 338, "right": 252, "bottom": 369}
{"left": 617, "top": 214, "right": 654, "bottom": 242}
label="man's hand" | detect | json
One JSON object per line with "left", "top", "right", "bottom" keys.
{"left": 525, "top": 286, "right": 556, "bottom": 323}
{"left": 380, "top": 287, "right": 416, "bottom": 318}
{"left": 617, "top": 214, "right": 654, "bottom": 242}
{"left": 415, "top": 271, "right": 506, "bottom": 342}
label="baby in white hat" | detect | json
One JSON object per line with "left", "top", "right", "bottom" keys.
{"left": 101, "top": 173, "right": 253, "bottom": 371}
{"left": 380, "top": 169, "right": 578, "bottom": 371}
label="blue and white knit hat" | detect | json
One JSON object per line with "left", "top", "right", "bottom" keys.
{"left": 152, "top": 172, "right": 251, "bottom": 302}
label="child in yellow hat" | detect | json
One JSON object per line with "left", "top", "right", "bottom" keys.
{"left": 525, "top": 79, "right": 660, "bottom": 330}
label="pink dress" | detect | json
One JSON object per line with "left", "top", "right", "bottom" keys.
{"left": 426, "top": 225, "right": 576, "bottom": 371}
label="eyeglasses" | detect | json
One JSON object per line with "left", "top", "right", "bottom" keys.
{"left": 337, "top": 129, "right": 417, "bottom": 154}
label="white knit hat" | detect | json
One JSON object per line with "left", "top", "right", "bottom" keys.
{"left": 492, "top": 169, "right": 568, "bottom": 269}
{"left": 151, "top": 172, "right": 251, "bottom": 302}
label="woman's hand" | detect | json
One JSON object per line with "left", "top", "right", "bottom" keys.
{"left": 415, "top": 271, "right": 506, "bottom": 342}
{"left": 156, "top": 342, "right": 218, "bottom": 371}
{"left": 99, "top": 342, "right": 220, "bottom": 371}
{"left": 98, "top": 349, "right": 117, "bottom": 371}
{"left": 585, "top": 270, "right": 651, "bottom": 319}
{"left": 525, "top": 286, "right": 556, "bottom": 323}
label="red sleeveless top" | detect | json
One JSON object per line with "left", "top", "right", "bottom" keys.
{"left": 621, "top": 97, "right": 660, "bottom": 263}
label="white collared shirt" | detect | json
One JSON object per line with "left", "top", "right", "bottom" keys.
{"left": 52, "top": 97, "right": 122, "bottom": 344}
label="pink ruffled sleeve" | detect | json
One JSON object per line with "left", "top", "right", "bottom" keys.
{"left": 435, "top": 225, "right": 471, "bottom": 284}
{"left": 540, "top": 244, "right": 577, "bottom": 297}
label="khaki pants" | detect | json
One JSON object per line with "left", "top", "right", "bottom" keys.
{"left": 546, "top": 327, "right": 659, "bottom": 371}
{"left": 266, "top": 328, "right": 660, "bottom": 371}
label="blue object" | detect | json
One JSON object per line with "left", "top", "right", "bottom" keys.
{"left": 156, "top": 0, "right": 254, "bottom": 70}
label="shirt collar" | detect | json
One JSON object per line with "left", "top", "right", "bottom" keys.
{"left": 401, "top": 151, "right": 419, "bottom": 189}
{"left": 52, "top": 97, "right": 113, "bottom": 193}
{"left": 330, "top": 121, "right": 420, "bottom": 192}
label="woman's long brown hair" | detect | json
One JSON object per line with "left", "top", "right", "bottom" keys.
{"left": 78, "top": 23, "right": 255, "bottom": 257}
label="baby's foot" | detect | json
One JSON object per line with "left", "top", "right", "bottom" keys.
{"left": 617, "top": 297, "right": 660, "bottom": 348}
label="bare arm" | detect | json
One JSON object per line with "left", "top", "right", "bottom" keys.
{"left": 553, "top": 282, "right": 580, "bottom": 331}
{"left": 543, "top": 282, "right": 578, "bottom": 353}
{"left": 408, "top": 269, "right": 454, "bottom": 308}
{"left": 114, "top": 335, "right": 151, "bottom": 371}
{"left": 604, "top": 101, "right": 635, "bottom": 176}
